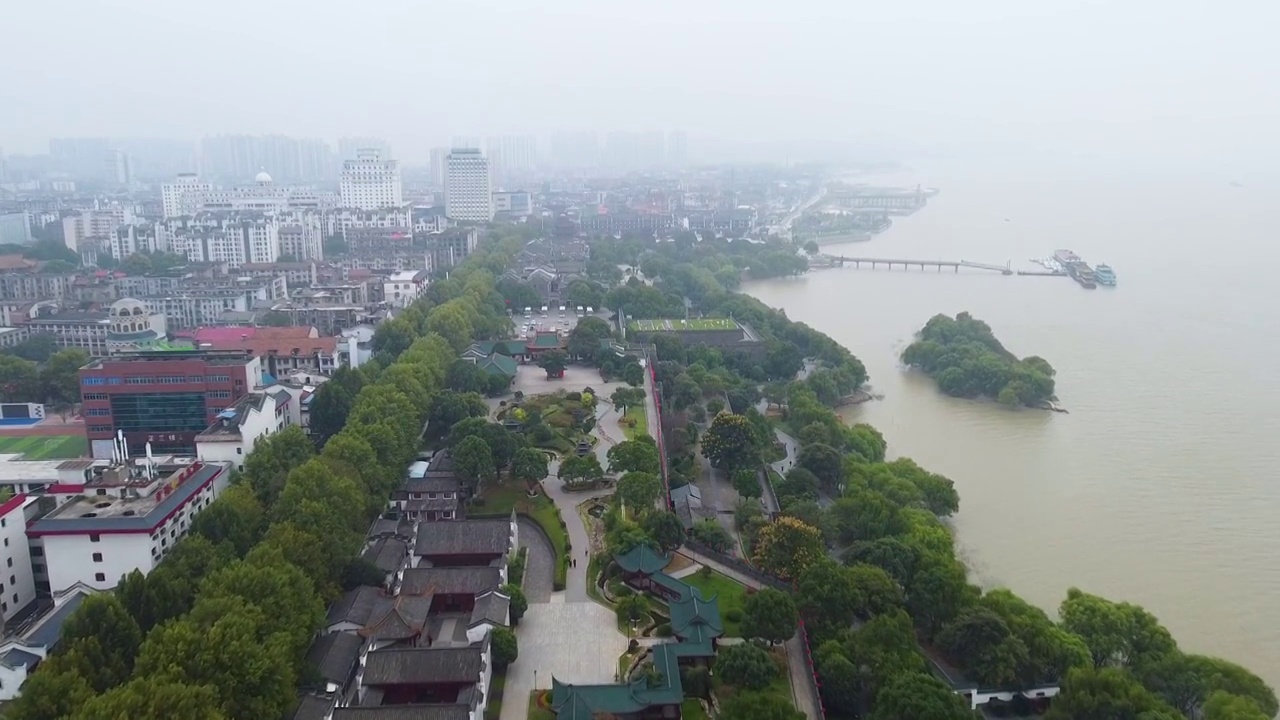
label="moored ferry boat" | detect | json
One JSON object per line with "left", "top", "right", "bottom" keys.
{"left": 1094, "top": 264, "right": 1116, "bottom": 286}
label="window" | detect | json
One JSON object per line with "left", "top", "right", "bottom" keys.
{"left": 5, "top": 558, "right": 9, "bottom": 568}
{"left": 92, "top": 552, "right": 103, "bottom": 562}
{"left": 88, "top": 425, "right": 112, "bottom": 432}
{"left": 82, "top": 377, "right": 106, "bottom": 386}
{"left": 236, "top": 447, "right": 242, "bottom": 455}
{"left": 85, "top": 408, "right": 111, "bottom": 416}
{"left": 90, "top": 534, "right": 101, "bottom": 543}
{"left": 3, "top": 538, "right": 7, "bottom": 547}
{"left": 30, "top": 547, "right": 41, "bottom": 557}
{"left": 94, "top": 573, "right": 106, "bottom": 582}
{"left": 107, "top": 377, "right": 122, "bottom": 385}
{"left": 32, "top": 563, "right": 43, "bottom": 573}
{"left": 83, "top": 393, "right": 108, "bottom": 401}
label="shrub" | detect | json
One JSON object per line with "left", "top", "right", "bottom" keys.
{"left": 725, "top": 608, "right": 743, "bottom": 623}
{"left": 655, "top": 623, "right": 672, "bottom": 637}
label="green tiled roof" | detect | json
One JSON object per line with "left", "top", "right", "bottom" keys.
{"left": 477, "top": 353, "right": 518, "bottom": 377}
{"left": 614, "top": 545, "right": 669, "bottom": 575}
{"left": 467, "top": 340, "right": 527, "bottom": 357}
{"left": 530, "top": 332, "right": 563, "bottom": 348}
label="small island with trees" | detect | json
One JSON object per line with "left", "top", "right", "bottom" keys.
{"left": 902, "top": 312, "right": 1058, "bottom": 408}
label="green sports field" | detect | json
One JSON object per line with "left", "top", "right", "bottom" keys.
{"left": 627, "top": 317, "right": 737, "bottom": 332}
{"left": 0, "top": 435, "right": 89, "bottom": 460}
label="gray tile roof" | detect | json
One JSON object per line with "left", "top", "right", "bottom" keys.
{"left": 291, "top": 694, "right": 335, "bottom": 720}
{"left": 399, "top": 475, "right": 460, "bottom": 494}
{"left": 303, "top": 631, "right": 363, "bottom": 685}
{"left": 361, "top": 646, "right": 483, "bottom": 686}
{"left": 413, "top": 519, "right": 510, "bottom": 557}
{"left": 326, "top": 586, "right": 386, "bottom": 627}
{"left": 367, "top": 516, "right": 414, "bottom": 540}
{"left": 24, "top": 591, "right": 89, "bottom": 648}
{"left": 332, "top": 705, "right": 471, "bottom": 720}
{"left": 0, "top": 648, "right": 41, "bottom": 669}
{"left": 469, "top": 590, "right": 510, "bottom": 628}
{"left": 362, "top": 538, "right": 408, "bottom": 574}
{"left": 400, "top": 567, "right": 502, "bottom": 597}
{"left": 360, "top": 594, "right": 433, "bottom": 642}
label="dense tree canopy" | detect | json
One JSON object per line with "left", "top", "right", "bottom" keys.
{"left": 902, "top": 312, "right": 1056, "bottom": 407}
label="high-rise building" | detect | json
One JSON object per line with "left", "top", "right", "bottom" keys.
{"left": 49, "top": 137, "right": 112, "bottom": 180}
{"left": 166, "top": 215, "right": 279, "bottom": 266}
{"left": 486, "top": 135, "right": 538, "bottom": 174}
{"left": 550, "top": 131, "right": 599, "bottom": 169}
{"left": 667, "top": 131, "right": 688, "bottom": 167}
{"left": 200, "top": 135, "right": 335, "bottom": 183}
{"left": 445, "top": 149, "right": 493, "bottom": 222}
{"left": 340, "top": 149, "right": 403, "bottom": 210}
{"left": 429, "top": 147, "right": 450, "bottom": 187}
{"left": 0, "top": 213, "right": 32, "bottom": 245}
{"left": 63, "top": 208, "right": 130, "bottom": 253}
{"left": 161, "top": 173, "right": 214, "bottom": 218}
{"left": 104, "top": 150, "right": 134, "bottom": 186}
{"left": 78, "top": 350, "right": 265, "bottom": 457}
{"left": 338, "top": 137, "right": 391, "bottom": 160}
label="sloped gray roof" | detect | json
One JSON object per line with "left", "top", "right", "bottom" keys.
{"left": 400, "top": 567, "right": 502, "bottom": 597}
{"left": 303, "top": 631, "right": 363, "bottom": 685}
{"left": 469, "top": 590, "right": 510, "bottom": 628}
{"left": 362, "top": 538, "right": 408, "bottom": 574}
{"left": 326, "top": 586, "right": 385, "bottom": 627}
{"left": 332, "top": 705, "right": 470, "bottom": 720}
{"left": 361, "top": 647, "right": 483, "bottom": 686}
{"left": 413, "top": 518, "right": 510, "bottom": 557}
{"left": 291, "top": 694, "right": 335, "bottom": 720}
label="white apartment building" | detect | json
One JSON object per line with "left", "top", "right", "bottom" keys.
{"left": 27, "top": 460, "right": 233, "bottom": 593}
{"left": 278, "top": 220, "right": 324, "bottom": 260}
{"left": 325, "top": 207, "right": 412, "bottom": 235}
{"left": 161, "top": 173, "right": 213, "bottom": 218}
{"left": 161, "top": 171, "right": 336, "bottom": 218}
{"left": 62, "top": 208, "right": 129, "bottom": 253}
{"left": 445, "top": 149, "right": 494, "bottom": 222}
{"left": 196, "top": 390, "right": 292, "bottom": 469}
{"left": 0, "top": 495, "right": 38, "bottom": 625}
{"left": 382, "top": 270, "right": 429, "bottom": 309}
{"left": 339, "top": 149, "right": 403, "bottom": 210}
{"left": 168, "top": 217, "right": 279, "bottom": 266}
{"left": 147, "top": 294, "right": 250, "bottom": 328}
{"left": 110, "top": 223, "right": 165, "bottom": 260}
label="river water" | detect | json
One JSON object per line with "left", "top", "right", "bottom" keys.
{"left": 743, "top": 157, "right": 1280, "bottom": 688}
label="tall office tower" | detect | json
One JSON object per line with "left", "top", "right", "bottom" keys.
{"left": 49, "top": 137, "right": 112, "bottom": 180}
{"left": 550, "top": 131, "right": 599, "bottom": 169}
{"left": 340, "top": 148, "right": 403, "bottom": 210}
{"left": 444, "top": 149, "right": 493, "bottom": 222}
{"left": 429, "top": 147, "right": 450, "bottom": 187}
{"left": 201, "top": 135, "right": 334, "bottom": 182}
{"left": 667, "top": 131, "right": 688, "bottom": 167}
{"left": 486, "top": 135, "right": 538, "bottom": 174}
{"left": 104, "top": 150, "right": 134, "bottom": 186}
{"left": 161, "top": 173, "right": 214, "bottom": 218}
{"left": 338, "top": 137, "right": 391, "bottom": 160}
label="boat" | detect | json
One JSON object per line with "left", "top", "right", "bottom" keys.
{"left": 1053, "top": 249, "right": 1081, "bottom": 265}
{"left": 1094, "top": 264, "right": 1116, "bottom": 286}
{"left": 1070, "top": 264, "right": 1097, "bottom": 289}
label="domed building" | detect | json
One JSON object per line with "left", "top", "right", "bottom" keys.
{"left": 254, "top": 169, "right": 273, "bottom": 185}
{"left": 106, "top": 298, "right": 169, "bottom": 352}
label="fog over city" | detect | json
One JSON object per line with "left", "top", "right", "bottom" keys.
{"left": 4, "top": 0, "right": 1279, "bottom": 166}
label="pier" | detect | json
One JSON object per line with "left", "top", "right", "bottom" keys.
{"left": 825, "top": 256, "right": 1014, "bottom": 275}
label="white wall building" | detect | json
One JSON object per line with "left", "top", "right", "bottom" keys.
{"left": 340, "top": 149, "right": 403, "bottom": 211}
{"left": 28, "top": 460, "right": 232, "bottom": 594}
{"left": 382, "top": 270, "right": 429, "bottom": 309}
{"left": 445, "top": 149, "right": 494, "bottom": 222}
{"left": 0, "top": 213, "right": 32, "bottom": 246}
{"left": 161, "top": 173, "right": 213, "bottom": 218}
{"left": 0, "top": 495, "right": 38, "bottom": 625}
{"left": 62, "top": 208, "right": 129, "bottom": 253}
{"left": 110, "top": 223, "right": 165, "bottom": 260}
{"left": 196, "top": 391, "right": 292, "bottom": 468}
{"left": 168, "top": 217, "right": 279, "bottom": 266}
{"left": 492, "top": 191, "right": 533, "bottom": 216}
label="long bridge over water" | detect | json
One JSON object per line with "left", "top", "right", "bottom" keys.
{"left": 825, "top": 255, "right": 1014, "bottom": 275}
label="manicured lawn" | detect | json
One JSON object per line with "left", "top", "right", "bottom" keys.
{"left": 0, "top": 434, "right": 87, "bottom": 460}
{"left": 475, "top": 480, "right": 570, "bottom": 590}
{"left": 620, "top": 404, "right": 648, "bottom": 440}
{"left": 682, "top": 570, "right": 749, "bottom": 637}
{"left": 681, "top": 698, "right": 710, "bottom": 720}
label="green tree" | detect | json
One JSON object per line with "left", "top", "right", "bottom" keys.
{"left": 716, "top": 642, "right": 778, "bottom": 690}
{"left": 610, "top": 386, "right": 646, "bottom": 416}
{"left": 453, "top": 435, "right": 495, "bottom": 495}
{"left": 616, "top": 592, "right": 649, "bottom": 625}
{"left": 449, "top": 418, "right": 522, "bottom": 471}
{"left": 1203, "top": 691, "right": 1272, "bottom": 720}
{"left": 1045, "top": 666, "right": 1182, "bottom": 720}
{"left": 616, "top": 471, "right": 662, "bottom": 512}
{"left": 753, "top": 516, "right": 824, "bottom": 581}
{"left": 191, "top": 483, "right": 264, "bottom": 557}
{"left": 869, "top": 672, "right": 976, "bottom": 720}
{"left": 307, "top": 379, "right": 355, "bottom": 441}
{"left": 40, "top": 348, "right": 89, "bottom": 405}
{"left": 501, "top": 584, "right": 528, "bottom": 624}
{"left": 642, "top": 511, "right": 686, "bottom": 552}
{"left": 73, "top": 677, "right": 227, "bottom": 720}
{"left": 907, "top": 556, "right": 978, "bottom": 637}
{"left": 803, "top": 240, "right": 820, "bottom": 254}
{"left": 59, "top": 594, "right": 143, "bottom": 691}
{"left": 426, "top": 301, "right": 475, "bottom": 353}
{"left": 797, "top": 560, "right": 860, "bottom": 639}
{"left": 492, "top": 627, "right": 519, "bottom": 668}
{"left": 240, "top": 426, "right": 315, "bottom": 506}
{"left": 511, "top": 446, "right": 549, "bottom": 489}
{"left": 1059, "top": 588, "right": 1177, "bottom": 669}
{"left": 607, "top": 436, "right": 660, "bottom": 474}
{"left": 568, "top": 315, "right": 613, "bottom": 359}
{"left": 200, "top": 547, "right": 325, "bottom": 660}
{"left": 732, "top": 468, "right": 762, "bottom": 499}
{"left": 537, "top": 349, "right": 569, "bottom": 377}
{"left": 742, "top": 588, "right": 798, "bottom": 644}
{"left": 0, "top": 354, "right": 39, "bottom": 402}
{"left": 559, "top": 453, "right": 604, "bottom": 487}
{"left": 5, "top": 654, "right": 94, "bottom": 720}
{"left": 700, "top": 412, "right": 762, "bottom": 471}
{"left": 797, "top": 442, "right": 843, "bottom": 491}
{"left": 689, "top": 518, "right": 732, "bottom": 553}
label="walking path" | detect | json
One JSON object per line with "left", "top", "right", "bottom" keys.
{"left": 677, "top": 546, "right": 824, "bottom": 720}
{"left": 516, "top": 517, "right": 554, "bottom": 603}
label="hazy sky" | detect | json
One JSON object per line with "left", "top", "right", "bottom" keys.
{"left": 3, "top": 0, "right": 1278, "bottom": 164}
